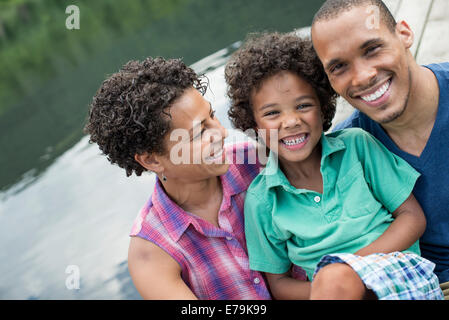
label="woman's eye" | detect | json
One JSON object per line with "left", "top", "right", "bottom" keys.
{"left": 192, "top": 128, "right": 206, "bottom": 140}
{"left": 331, "top": 63, "right": 345, "bottom": 74}
{"left": 199, "top": 128, "right": 206, "bottom": 138}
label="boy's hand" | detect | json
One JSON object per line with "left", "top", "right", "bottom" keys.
{"left": 355, "top": 193, "right": 426, "bottom": 256}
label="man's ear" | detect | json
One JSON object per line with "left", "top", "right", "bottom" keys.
{"left": 134, "top": 152, "right": 164, "bottom": 174}
{"left": 395, "top": 20, "right": 414, "bottom": 50}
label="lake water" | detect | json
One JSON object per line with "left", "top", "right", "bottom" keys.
{"left": 0, "top": 1, "right": 324, "bottom": 299}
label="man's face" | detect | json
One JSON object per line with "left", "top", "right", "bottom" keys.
{"left": 312, "top": 5, "right": 414, "bottom": 124}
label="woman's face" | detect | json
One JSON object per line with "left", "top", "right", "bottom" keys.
{"left": 251, "top": 71, "right": 323, "bottom": 165}
{"left": 158, "top": 87, "right": 230, "bottom": 182}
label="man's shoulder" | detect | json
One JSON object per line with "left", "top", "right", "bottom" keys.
{"left": 333, "top": 110, "right": 364, "bottom": 130}
{"left": 332, "top": 109, "right": 382, "bottom": 137}
{"left": 425, "top": 62, "right": 449, "bottom": 77}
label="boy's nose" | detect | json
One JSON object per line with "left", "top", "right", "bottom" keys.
{"left": 282, "top": 114, "right": 301, "bottom": 129}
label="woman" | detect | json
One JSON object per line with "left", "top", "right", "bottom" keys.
{"left": 84, "top": 57, "right": 274, "bottom": 299}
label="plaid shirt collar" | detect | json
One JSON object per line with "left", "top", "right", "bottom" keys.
{"left": 151, "top": 163, "right": 248, "bottom": 242}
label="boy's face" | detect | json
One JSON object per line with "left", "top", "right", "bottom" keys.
{"left": 312, "top": 5, "right": 414, "bottom": 124}
{"left": 251, "top": 71, "right": 323, "bottom": 164}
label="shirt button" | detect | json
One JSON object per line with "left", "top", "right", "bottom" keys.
{"left": 226, "top": 236, "right": 233, "bottom": 241}
{"left": 253, "top": 277, "right": 260, "bottom": 284}
{"left": 314, "top": 196, "right": 321, "bottom": 203}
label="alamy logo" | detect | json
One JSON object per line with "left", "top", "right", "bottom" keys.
{"left": 65, "top": 5, "right": 80, "bottom": 30}
{"left": 365, "top": 5, "right": 380, "bottom": 30}
{"left": 65, "top": 265, "right": 80, "bottom": 290}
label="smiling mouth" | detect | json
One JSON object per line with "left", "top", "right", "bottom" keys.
{"left": 361, "top": 80, "right": 391, "bottom": 102}
{"left": 358, "top": 78, "right": 392, "bottom": 103}
{"left": 280, "top": 133, "right": 309, "bottom": 150}
{"left": 282, "top": 135, "right": 306, "bottom": 146}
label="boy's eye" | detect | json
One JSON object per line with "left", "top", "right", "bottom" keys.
{"left": 263, "top": 110, "right": 279, "bottom": 117}
{"left": 210, "top": 109, "right": 216, "bottom": 119}
{"left": 297, "top": 103, "right": 312, "bottom": 110}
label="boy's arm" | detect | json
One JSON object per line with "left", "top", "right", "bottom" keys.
{"left": 266, "top": 272, "right": 311, "bottom": 300}
{"left": 355, "top": 193, "right": 426, "bottom": 256}
{"left": 128, "top": 236, "right": 198, "bottom": 300}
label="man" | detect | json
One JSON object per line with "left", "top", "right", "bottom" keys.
{"left": 311, "top": 0, "right": 449, "bottom": 288}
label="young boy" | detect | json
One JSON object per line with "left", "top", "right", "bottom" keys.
{"left": 225, "top": 32, "right": 443, "bottom": 300}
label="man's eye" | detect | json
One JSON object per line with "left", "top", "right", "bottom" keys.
{"left": 366, "top": 45, "right": 382, "bottom": 55}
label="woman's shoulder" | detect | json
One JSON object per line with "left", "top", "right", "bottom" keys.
{"left": 224, "top": 140, "right": 262, "bottom": 185}
{"left": 225, "top": 140, "right": 259, "bottom": 165}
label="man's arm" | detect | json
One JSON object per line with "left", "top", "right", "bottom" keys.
{"left": 265, "top": 271, "right": 311, "bottom": 300}
{"left": 355, "top": 193, "right": 426, "bottom": 256}
{"left": 128, "top": 236, "right": 198, "bottom": 300}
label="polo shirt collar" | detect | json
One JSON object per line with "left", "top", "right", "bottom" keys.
{"left": 321, "top": 132, "right": 346, "bottom": 158}
{"left": 264, "top": 133, "right": 346, "bottom": 190}
{"left": 152, "top": 164, "right": 246, "bottom": 242}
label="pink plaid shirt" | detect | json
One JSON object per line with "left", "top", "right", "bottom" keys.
{"left": 130, "top": 142, "right": 272, "bottom": 300}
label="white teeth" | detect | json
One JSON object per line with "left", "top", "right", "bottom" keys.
{"left": 361, "top": 80, "right": 390, "bottom": 102}
{"left": 282, "top": 135, "right": 306, "bottom": 146}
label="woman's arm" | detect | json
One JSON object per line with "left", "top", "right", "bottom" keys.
{"left": 266, "top": 271, "right": 311, "bottom": 300}
{"left": 355, "top": 193, "right": 426, "bottom": 256}
{"left": 128, "top": 236, "right": 198, "bottom": 300}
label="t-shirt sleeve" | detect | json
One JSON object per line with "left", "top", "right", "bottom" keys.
{"left": 244, "top": 190, "right": 292, "bottom": 274}
{"left": 356, "top": 129, "right": 421, "bottom": 213}
{"left": 332, "top": 110, "right": 361, "bottom": 131}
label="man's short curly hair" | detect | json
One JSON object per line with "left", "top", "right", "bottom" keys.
{"left": 225, "top": 32, "right": 338, "bottom": 133}
{"left": 84, "top": 57, "right": 207, "bottom": 177}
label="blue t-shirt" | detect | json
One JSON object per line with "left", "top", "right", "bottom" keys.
{"left": 334, "top": 62, "right": 449, "bottom": 283}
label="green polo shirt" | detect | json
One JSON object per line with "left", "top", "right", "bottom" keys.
{"left": 244, "top": 128, "right": 421, "bottom": 280}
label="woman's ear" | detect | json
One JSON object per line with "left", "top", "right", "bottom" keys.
{"left": 134, "top": 152, "right": 164, "bottom": 174}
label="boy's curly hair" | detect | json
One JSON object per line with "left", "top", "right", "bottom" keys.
{"left": 84, "top": 57, "right": 207, "bottom": 177}
{"left": 225, "top": 32, "right": 338, "bottom": 133}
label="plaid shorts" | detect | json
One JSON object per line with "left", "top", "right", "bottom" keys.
{"left": 313, "top": 252, "right": 444, "bottom": 300}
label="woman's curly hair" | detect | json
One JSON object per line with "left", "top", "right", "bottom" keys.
{"left": 84, "top": 57, "right": 207, "bottom": 177}
{"left": 225, "top": 32, "right": 338, "bottom": 133}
